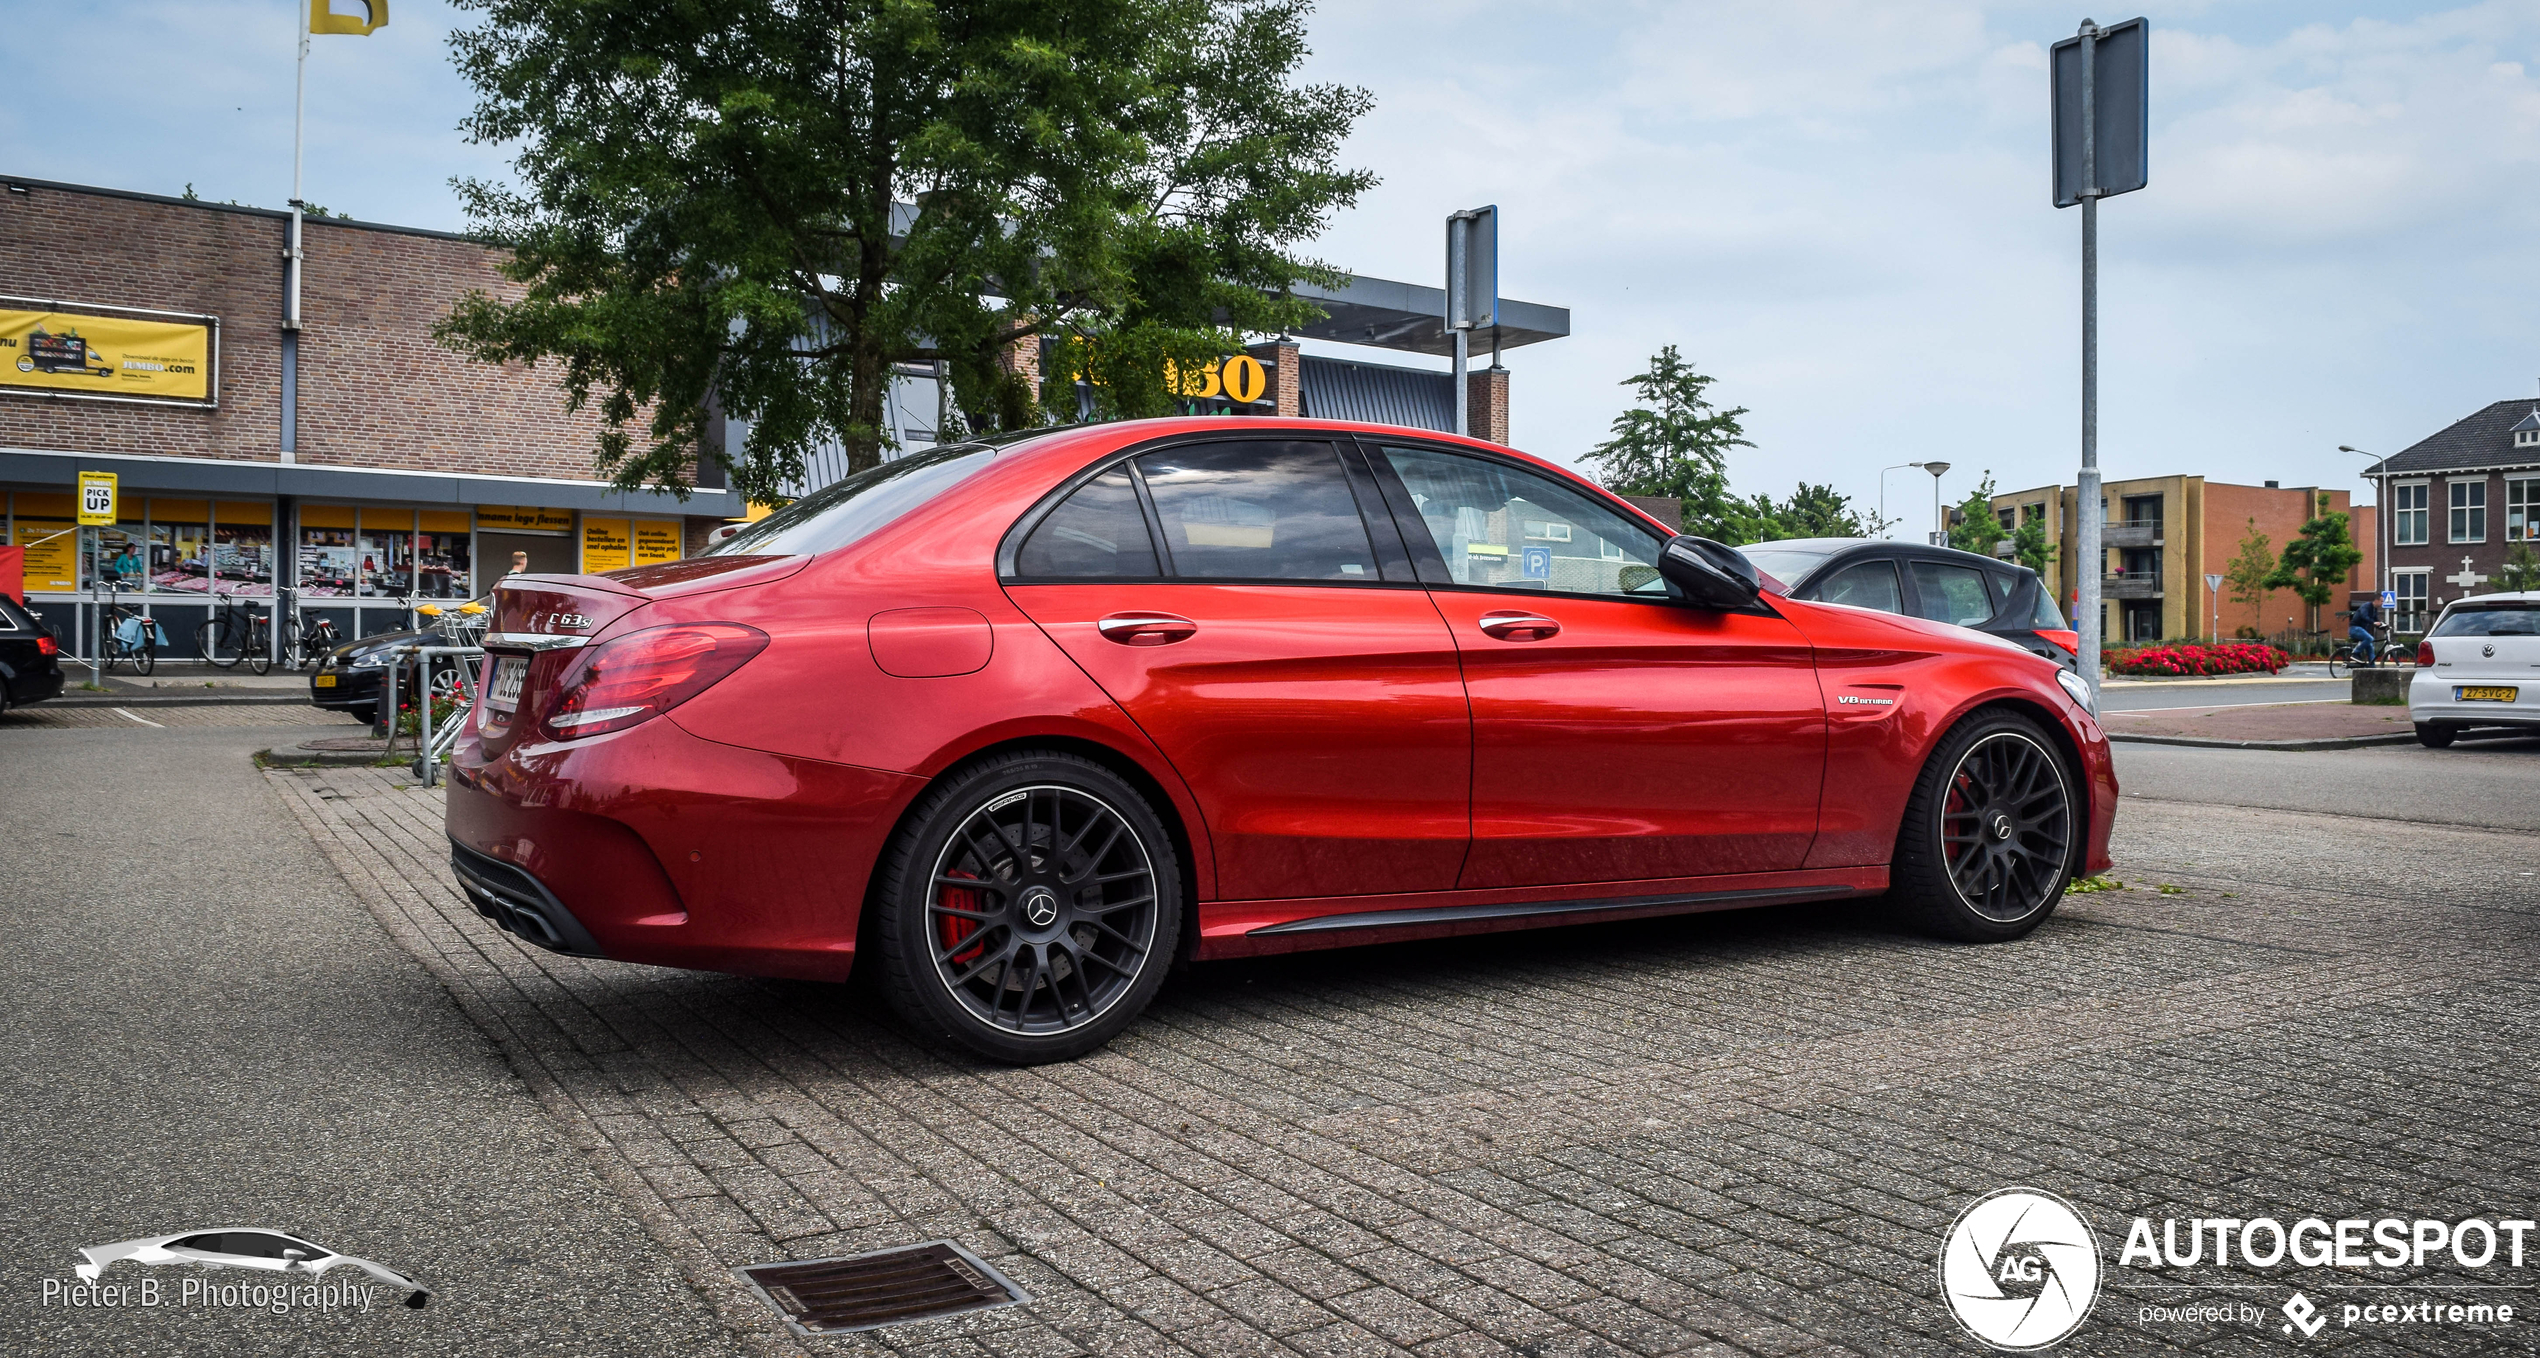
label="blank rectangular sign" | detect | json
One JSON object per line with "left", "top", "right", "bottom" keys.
{"left": 2051, "top": 17, "right": 2148, "bottom": 207}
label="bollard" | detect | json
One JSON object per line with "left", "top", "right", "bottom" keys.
{"left": 2351, "top": 667, "right": 2409, "bottom": 705}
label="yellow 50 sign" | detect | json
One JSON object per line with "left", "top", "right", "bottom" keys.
{"left": 1165, "top": 354, "right": 1269, "bottom": 405}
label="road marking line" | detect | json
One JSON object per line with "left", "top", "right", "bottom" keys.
{"left": 113, "top": 708, "right": 164, "bottom": 728}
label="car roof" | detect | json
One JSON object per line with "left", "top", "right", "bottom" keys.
{"left": 1746, "top": 537, "right": 2034, "bottom": 578}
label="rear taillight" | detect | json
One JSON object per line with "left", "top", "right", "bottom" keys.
{"left": 2417, "top": 640, "right": 2435, "bottom": 667}
{"left": 540, "top": 623, "right": 768, "bottom": 740}
{"left": 2037, "top": 628, "right": 2080, "bottom": 656}
{"left": 36, "top": 635, "right": 58, "bottom": 658}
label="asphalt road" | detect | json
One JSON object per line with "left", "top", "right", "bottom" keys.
{"left": 2114, "top": 729, "right": 2540, "bottom": 833}
{"left": 0, "top": 722, "right": 745, "bottom": 1358}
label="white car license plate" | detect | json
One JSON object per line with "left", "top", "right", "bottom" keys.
{"left": 488, "top": 657, "right": 527, "bottom": 713}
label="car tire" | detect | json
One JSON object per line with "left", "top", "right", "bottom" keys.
{"left": 1888, "top": 709, "right": 2079, "bottom": 943}
{"left": 2415, "top": 722, "right": 2457, "bottom": 749}
{"left": 869, "top": 750, "right": 1182, "bottom": 1064}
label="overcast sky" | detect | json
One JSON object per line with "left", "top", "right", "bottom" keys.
{"left": 8, "top": 1, "right": 2536, "bottom": 530}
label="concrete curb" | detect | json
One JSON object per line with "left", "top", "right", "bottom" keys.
{"left": 2109, "top": 727, "right": 2531, "bottom": 752}
{"left": 54, "top": 692, "right": 317, "bottom": 708}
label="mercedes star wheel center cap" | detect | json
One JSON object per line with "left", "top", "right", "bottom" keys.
{"left": 1021, "top": 886, "right": 1060, "bottom": 928}
{"left": 1991, "top": 814, "right": 2014, "bottom": 842}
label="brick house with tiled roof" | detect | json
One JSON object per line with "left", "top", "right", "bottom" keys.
{"left": 2365, "top": 399, "right": 2540, "bottom": 630}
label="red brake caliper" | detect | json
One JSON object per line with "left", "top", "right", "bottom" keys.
{"left": 938, "top": 869, "right": 984, "bottom": 965}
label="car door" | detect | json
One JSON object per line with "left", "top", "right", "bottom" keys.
{"left": 1361, "top": 440, "right": 1826, "bottom": 889}
{"left": 1001, "top": 437, "right": 1472, "bottom": 902}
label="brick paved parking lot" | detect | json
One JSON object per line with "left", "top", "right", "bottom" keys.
{"left": 267, "top": 743, "right": 2540, "bottom": 1358}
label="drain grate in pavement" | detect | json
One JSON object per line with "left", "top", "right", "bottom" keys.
{"left": 735, "top": 1240, "right": 1030, "bottom": 1335}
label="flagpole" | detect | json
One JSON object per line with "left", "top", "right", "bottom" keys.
{"left": 287, "top": 3, "right": 307, "bottom": 334}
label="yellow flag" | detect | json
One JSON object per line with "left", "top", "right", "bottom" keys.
{"left": 310, "top": 0, "right": 387, "bottom": 35}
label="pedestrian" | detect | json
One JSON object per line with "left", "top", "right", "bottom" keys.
{"left": 507, "top": 550, "right": 529, "bottom": 577}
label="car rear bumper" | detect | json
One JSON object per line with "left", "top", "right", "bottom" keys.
{"left": 444, "top": 712, "right": 926, "bottom": 981}
{"left": 2409, "top": 672, "right": 2540, "bottom": 728}
{"left": 8, "top": 662, "right": 64, "bottom": 707}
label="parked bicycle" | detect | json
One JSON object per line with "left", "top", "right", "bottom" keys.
{"left": 278, "top": 587, "right": 342, "bottom": 670}
{"left": 96, "top": 590, "right": 164, "bottom": 676}
{"left": 195, "top": 590, "right": 274, "bottom": 675}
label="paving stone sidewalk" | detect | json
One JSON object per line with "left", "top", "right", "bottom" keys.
{"left": 267, "top": 766, "right": 2540, "bottom": 1357}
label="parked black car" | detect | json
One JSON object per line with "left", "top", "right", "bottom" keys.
{"left": 0, "top": 593, "right": 66, "bottom": 714}
{"left": 310, "top": 628, "right": 430, "bottom": 725}
{"left": 1739, "top": 537, "right": 2080, "bottom": 670}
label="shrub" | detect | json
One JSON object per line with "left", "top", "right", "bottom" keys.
{"left": 2103, "top": 642, "right": 2290, "bottom": 677}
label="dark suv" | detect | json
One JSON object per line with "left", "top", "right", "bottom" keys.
{"left": 0, "top": 593, "right": 66, "bottom": 714}
{"left": 1740, "top": 538, "right": 2079, "bottom": 670}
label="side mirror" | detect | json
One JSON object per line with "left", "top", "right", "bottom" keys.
{"left": 1657, "top": 536, "right": 1763, "bottom": 611}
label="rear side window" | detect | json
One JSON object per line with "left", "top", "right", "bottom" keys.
{"left": 703, "top": 444, "right": 995, "bottom": 558}
{"left": 1135, "top": 441, "right": 1377, "bottom": 581}
{"left": 1911, "top": 560, "right": 1995, "bottom": 626}
{"left": 2027, "top": 582, "right": 2066, "bottom": 629}
{"left": 1016, "top": 468, "right": 1159, "bottom": 577}
{"left": 2431, "top": 604, "right": 2539, "bottom": 636}
{"left": 1812, "top": 559, "right": 1903, "bottom": 614}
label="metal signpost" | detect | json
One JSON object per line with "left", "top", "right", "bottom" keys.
{"left": 2052, "top": 16, "right": 2148, "bottom": 699}
{"left": 1445, "top": 207, "right": 1497, "bottom": 437}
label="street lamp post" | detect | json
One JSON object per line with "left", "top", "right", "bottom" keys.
{"left": 1878, "top": 463, "right": 1927, "bottom": 540}
{"left": 1924, "top": 461, "right": 1953, "bottom": 546}
{"left": 2338, "top": 445, "right": 2388, "bottom": 626}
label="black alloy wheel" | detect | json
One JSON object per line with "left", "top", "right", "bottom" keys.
{"left": 1890, "top": 711, "right": 2077, "bottom": 942}
{"left": 873, "top": 752, "right": 1180, "bottom": 1064}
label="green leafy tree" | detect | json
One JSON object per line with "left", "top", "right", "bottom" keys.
{"left": 1768, "top": 482, "right": 1875, "bottom": 539}
{"left": 2224, "top": 518, "right": 2274, "bottom": 632}
{"left": 436, "top": 0, "right": 1374, "bottom": 503}
{"left": 1945, "top": 473, "right": 2007, "bottom": 559}
{"left": 2501, "top": 542, "right": 2540, "bottom": 591}
{"left": 2010, "top": 519, "right": 2056, "bottom": 575}
{"left": 1583, "top": 345, "right": 1754, "bottom": 540}
{"left": 2262, "top": 495, "right": 2365, "bottom": 621}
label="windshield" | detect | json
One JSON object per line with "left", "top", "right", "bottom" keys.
{"left": 1739, "top": 548, "right": 1832, "bottom": 587}
{"left": 2430, "top": 602, "right": 2539, "bottom": 637}
{"left": 703, "top": 444, "right": 997, "bottom": 558}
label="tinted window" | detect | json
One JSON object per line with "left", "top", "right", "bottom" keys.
{"left": 1812, "top": 559, "right": 1903, "bottom": 613}
{"left": 173, "top": 1232, "right": 322, "bottom": 1259}
{"left": 1378, "top": 446, "right": 1665, "bottom": 595}
{"left": 2027, "top": 584, "right": 2067, "bottom": 629}
{"left": 1740, "top": 548, "right": 1834, "bottom": 588}
{"left": 703, "top": 445, "right": 995, "bottom": 558}
{"left": 1016, "top": 468, "right": 1159, "bottom": 577}
{"left": 1911, "top": 561, "right": 1995, "bottom": 626}
{"left": 2431, "top": 603, "right": 2539, "bottom": 636}
{"left": 1135, "top": 442, "right": 1376, "bottom": 581}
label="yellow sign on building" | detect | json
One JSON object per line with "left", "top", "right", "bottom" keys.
{"left": 630, "top": 520, "right": 682, "bottom": 566}
{"left": 580, "top": 517, "right": 631, "bottom": 573}
{"left": 1, "top": 308, "right": 212, "bottom": 402}
{"left": 475, "top": 504, "right": 576, "bottom": 533}
{"left": 77, "top": 471, "right": 118, "bottom": 526}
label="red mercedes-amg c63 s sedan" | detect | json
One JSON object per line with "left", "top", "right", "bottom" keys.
{"left": 447, "top": 418, "right": 2115, "bottom": 1063}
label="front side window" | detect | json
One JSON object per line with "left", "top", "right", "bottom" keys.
{"left": 2508, "top": 477, "right": 2538, "bottom": 542}
{"left": 2394, "top": 482, "right": 2429, "bottom": 545}
{"left": 1016, "top": 468, "right": 1159, "bottom": 578}
{"left": 1812, "top": 559, "right": 1903, "bottom": 613}
{"left": 1911, "top": 560, "right": 1995, "bottom": 626}
{"left": 1376, "top": 445, "right": 1665, "bottom": 596}
{"left": 1134, "top": 441, "right": 1376, "bottom": 581}
{"left": 2450, "top": 479, "right": 2487, "bottom": 543}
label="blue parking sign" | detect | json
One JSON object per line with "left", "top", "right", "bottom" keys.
{"left": 1522, "top": 546, "right": 1552, "bottom": 580}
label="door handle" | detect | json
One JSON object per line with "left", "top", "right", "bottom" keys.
{"left": 1477, "top": 610, "right": 1560, "bottom": 641}
{"left": 1097, "top": 612, "right": 1199, "bottom": 647}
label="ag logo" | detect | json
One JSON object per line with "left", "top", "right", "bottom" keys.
{"left": 1939, "top": 1188, "right": 2101, "bottom": 1351}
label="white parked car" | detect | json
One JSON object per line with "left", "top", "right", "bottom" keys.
{"left": 2410, "top": 591, "right": 2540, "bottom": 747}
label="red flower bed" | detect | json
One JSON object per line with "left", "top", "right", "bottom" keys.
{"left": 2104, "top": 642, "right": 2290, "bottom": 677}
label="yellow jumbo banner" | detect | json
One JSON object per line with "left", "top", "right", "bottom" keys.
{"left": 0, "top": 307, "right": 212, "bottom": 401}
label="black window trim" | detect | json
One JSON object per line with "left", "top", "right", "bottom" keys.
{"left": 997, "top": 429, "right": 1421, "bottom": 590}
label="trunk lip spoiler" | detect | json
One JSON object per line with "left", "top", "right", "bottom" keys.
{"left": 483, "top": 632, "right": 595, "bottom": 652}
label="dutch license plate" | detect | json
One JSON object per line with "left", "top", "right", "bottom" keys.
{"left": 488, "top": 657, "right": 527, "bottom": 713}
{"left": 2457, "top": 686, "right": 2518, "bottom": 703}
{"left": 313, "top": 674, "right": 336, "bottom": 688}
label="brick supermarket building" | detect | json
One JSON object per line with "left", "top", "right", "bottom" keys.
{"left": 2, "top": 177, "right": 1567, "bottom": 657}
{"left": 0, "top": 176, "right": 748, "bottom": 657}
